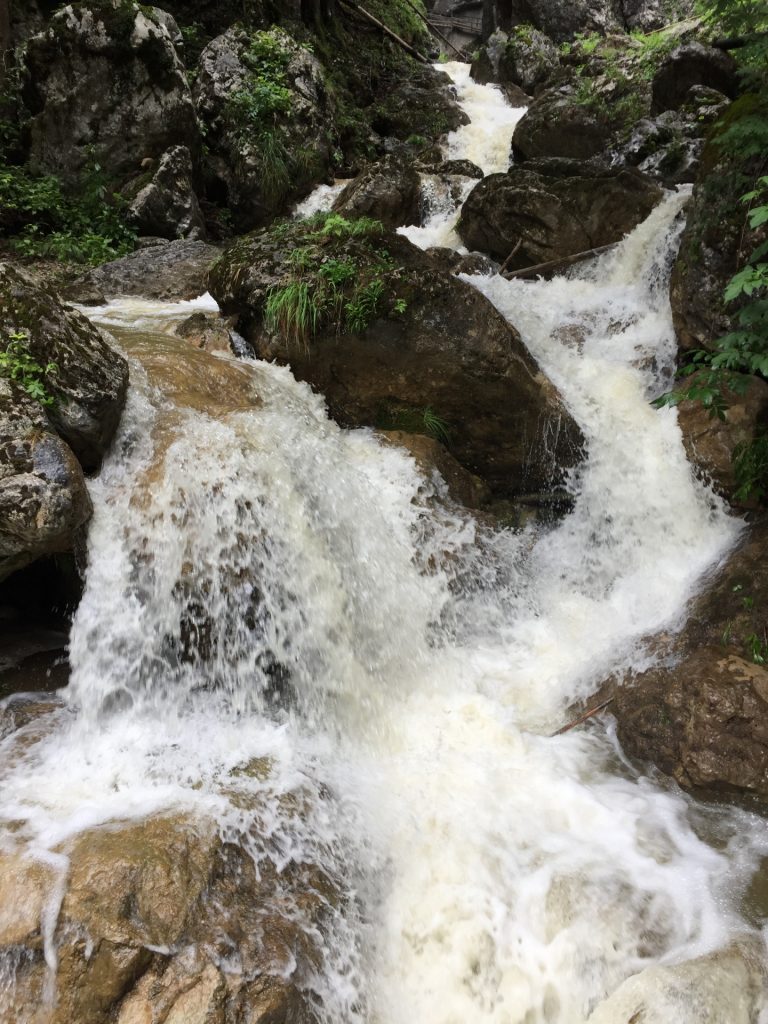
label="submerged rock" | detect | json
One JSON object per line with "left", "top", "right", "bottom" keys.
{"left": 174, "top": 311, "right": 233, "bottom": 354}
{"left": 0, "top": 813, "right": 331, "bottom": 1024}
{"left": 613, "top": 519, "right": 768, "bottom": 798}
{"left": 65, "top": 239, "right": 222, "bottom": 303}
{"left": 23, "top": 3, "right": 198, "bottom": 181}
{"left": 209, "top": 220, "right": 584, "bottom": 497}
{"left": 458, "top": 158, "right": 663, "bottom": 266}
{"left": 0, "top": 263, "right": 128, "bottom": 472}
{"left": 377, "top": 430, "right": 491, "bottom": 509}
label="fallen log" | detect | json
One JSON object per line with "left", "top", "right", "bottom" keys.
{"left": 501, "top": 242, "right": 618, "bottom": 281}
{"left": 401, "top": 0, "right": 465, "bottom": 58}
{"left": 338, "top": 0, "right": 429, "bottom": 63}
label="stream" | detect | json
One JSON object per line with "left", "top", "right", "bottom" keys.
{"left": 2, "top": 62, "right": 768, "bottom": 1024}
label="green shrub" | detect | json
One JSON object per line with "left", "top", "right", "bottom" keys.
{"left": 0, "top": 330, "right": 58, "bottom": 406}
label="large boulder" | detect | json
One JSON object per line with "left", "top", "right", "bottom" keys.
{"left": 512, "top": 86, "right": 625, "bottom": 163}
{"left": 125, "top": 145, "right": 206, "bottom": 240}
{"left": 0, "top": 262, "right": 128, "bottom": 471}
{"left": 0, "top": 812, "right": 334, "bottom": 1024}
{"left": 331, "top": 153, "right": 421, "bottom": 231}
{"left": 457, "top": 159, "right": 663, "bottom": 266}
{"left": 194, "top": 26, "right": 335, "bottom": 229}
{"left": 23, "top": 3, "right": 199, "bottom": 181}
{"left": 651, "top": 42, "right": 737, "bottom": 115}
{"left": 612, "top": 520, "right": 768, "bottom": 798}
{"left": 471, "top": 27, "right": 559, "bottom": 98}
{"left": 209, "top": 218, "right": 584, "bottom": 496}
{"left": 0, "top": 379, "right": 92, "bottom": 582}
{"left": 65, "top": 239, "right": 222, "bottom": 303}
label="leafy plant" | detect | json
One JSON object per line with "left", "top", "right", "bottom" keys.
{"left": 733, "top": 433, "right": 768, "bottom": 502}
{"left": 0, "top": 331, "right": 57, "bottom": 406}
{"left": 345, "top": 277, "right": 384, "bottom": 332}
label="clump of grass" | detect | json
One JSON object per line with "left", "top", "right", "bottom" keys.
{"left": 265, "top": 281, "right": 323, "bottom": 350}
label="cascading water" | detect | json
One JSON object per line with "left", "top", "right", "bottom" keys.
{"left": 3, "top": 63, "right": 768, "bottom": 1024}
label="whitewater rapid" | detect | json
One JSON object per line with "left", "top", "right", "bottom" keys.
{"left": 2, "top": 61, "right": 768, "bottom": 1024}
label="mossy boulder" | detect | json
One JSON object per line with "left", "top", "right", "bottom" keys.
{"left": 208, "top": 214, "right": 584, "bottom": 497}
{"left": 0, "top": 262, "right": 128, "bottom": 472}
{"left": 471, "top": 26, "right": 559, "bottom": 98}
{"left": 194, "top": 26, "right": 336, "bottom": 230}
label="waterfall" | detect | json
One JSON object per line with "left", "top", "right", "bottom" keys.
{"left": 2, "top": 63, "right": 768, "bottom": 1024}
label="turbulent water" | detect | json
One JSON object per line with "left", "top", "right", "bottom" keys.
{"left": 3, "top": 63, "right": 768, "bottom": 1024}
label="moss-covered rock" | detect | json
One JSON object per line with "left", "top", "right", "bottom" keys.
{"left": 208, "top": 213, "right": 584, "bottom": 496}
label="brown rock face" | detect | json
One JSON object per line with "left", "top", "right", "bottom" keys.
{"left": 613, "top": 520, "right": 768, "bottom": 798}
{"left": 677, "top": 374, "right": 768, "bottom": 505}
{"left": 209, "top": 225, "right": 584, "bottom": 497}
{"left": 1, "top": 814, "right": 334, "bottom": 1024}
{"left": 458, "top": 159, "right": 663, "bottom": 266}
{"left": 377, "top": 431, "right": 491, "bottom": 508}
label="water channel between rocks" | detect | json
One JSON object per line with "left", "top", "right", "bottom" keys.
{"left": 2, "top": 61, "right": 768, "bottom": 1024}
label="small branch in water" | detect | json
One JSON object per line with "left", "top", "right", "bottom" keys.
{"left": 338, "top": 0, "right": 429, "bottom": 63}
{"left": 501, "top": 243, "right": 617, "bottom": 281}
{"left": 499, "top": 239, "right": 523, "bottom": 275}
{"left": 553, "top": 698, "right": 613, "bottom": 736}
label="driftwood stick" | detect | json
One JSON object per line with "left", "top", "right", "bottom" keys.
{"left": 338, "top": 0, "right": 429, "bottom": 63}
{"left": 401, "top": 0, "right": 465, "bottom": 57}
{"left": 499, "top": 238, "right": 523, "bottom": 275}
{"left": 553, "top": 698, "right": 613, "bottom": 736}
{"left": 502, "top": 242, "right": 617, "bottom": 281}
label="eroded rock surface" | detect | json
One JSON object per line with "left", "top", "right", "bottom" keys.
{"left": 126, "top": 145, "right": 206, "bottom": 241}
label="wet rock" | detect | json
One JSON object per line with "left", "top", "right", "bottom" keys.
{"left": 332, "top": 153, "right": 421, "bottom": 231}
{"left": 678, "top": 374, "right": 768, "bottom": 504}
{"left": 670, "top": 109, "right": 766, "bottom": 356}
{"left": 194, "top": 27, "right": 335, "bottom": 230}
{"left": 23, "top": 3, "right": 199, "bottom": 181}
{"left": 458, "top": 158, "right": 663, "bottom": 266}
{"left": 126, "top": 145, "right": 206, "bottom": 241}
{"left": 174, "top": 312, "right": 233, "bottom": 354}
{"left": 612, "top": 92, "right": 728, "bottom": 186}
{"left": 612, "top": 519, "right": 768, "bottom": 798}
{"left": 651, "top": 42, "right": 737, "bottom": 115}
{"left": 0, "top": 814, "right": 330, "bottom": 1024}
{"left": 209, "top": 222, "right": 584, "bottom": 497}
{"left": 438, "top": 159, "right": 484, "bottom": 179}
{"left": 369, "top": 66, "right": 468, "bottom": 140}
{"left": 471, "top": 27, "right": 558, "bottom": 97}
{"left": 0, "top": 263, "right": 128, "bottom": 471}
{"left": 512, "top": 87, "right": 621, "bottom": 163}
{"left": 65, "top": 239, "right": 222, "bottom": 303}
{"left": 377, "top": 430, "right": 491, "bottom": 508}
{"left": 0, "top": 379, "right": 92, "bottom": 583}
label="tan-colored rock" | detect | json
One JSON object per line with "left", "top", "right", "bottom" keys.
{"left": 378, "top": 430, "right": 490, "bottom": 508}
{"left": 0, "top": 813, "right": 331, "bottom": 1024}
